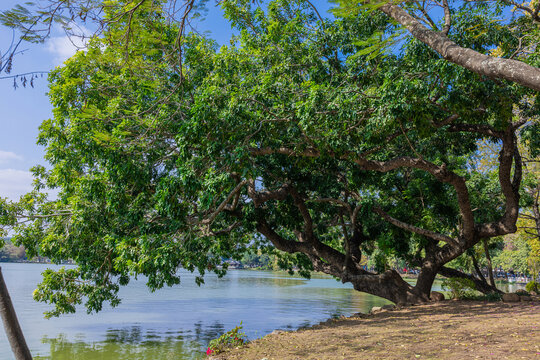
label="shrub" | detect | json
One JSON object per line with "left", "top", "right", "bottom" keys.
{"left": 441, "top": 277, "right": 476, "bottom": 299}
{"left": 525, "top": 281, "right": 539, "bottom": 293}
{"left": 207, "top": 323, "right": 247, "bottom": 355}
{"left": 469, "top": 291, "right": 502, "bottom": 301}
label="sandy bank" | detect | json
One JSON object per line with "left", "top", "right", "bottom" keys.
{"left": 214, "top": 301, "right": 540, "bottom": 360}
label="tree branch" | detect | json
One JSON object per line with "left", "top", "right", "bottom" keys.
{"left": 476, "top": 129, "right": 521, "bottom": 237}
{"left": 447, "top": 123, "right": 503, "bottom": 138}
{"left": 377, "top": 3, "right": 540, "bottom": 91}
{"left": 373, "top": 206, "right": 459, "bottom": 246}
{"left": 202, "top": 180, "right": 247, "bottom": 225}
{"left": 441, "top": 0, "right": 451, "bottom": 35}
{"left": 247, "top": 180, "right": 290, "bottom": 207}
{"left": 439, "top": 266, "right": 502, "bottom": 294}
{"left": 288, "top": 186, "right": 315, "bottom": 241}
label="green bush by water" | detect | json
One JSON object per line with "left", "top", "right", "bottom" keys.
{"left": 207, "top": 323, "right": 247, "bottom": 355}
{"left": 525, "top": 281, "right": 539, "bottom": 293}
{"left": 441, "top": 277, "right": 476, "bottom": 300}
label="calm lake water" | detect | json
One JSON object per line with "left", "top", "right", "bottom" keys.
{"left": 1, "top": 263, "right": 398, "bottom": 360}
{"left": 3, "top": 263, "right": 521, "bottom": 360}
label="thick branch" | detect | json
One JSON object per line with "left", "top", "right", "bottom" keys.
{"left": 288, "top": 187, "right": 315, "bottom": 241}
{"left": 439, "top": 266, "right": 502, "bottom": 294}
{"left": 378, "top": 4, "right": 540, "bottom": 91}
{"left": 247, "top": 181, "right": 290, "bottom": 207}
{"left": 251, "top": 147, "right": 476, "bottom": 242}
{"left": 354, "top": 157, "right": 475, "bottom": 241}
{"left": 255, "top": 217, "right": 309, "bottom": 254}
{"left": 447, "top": 123, "right": 503, "bottom": 138}
{"left": 0, "top": 267, "right": 32, "bottom": 360}
{"left": 476, "top": 130, "right": 521, "bottom": 237}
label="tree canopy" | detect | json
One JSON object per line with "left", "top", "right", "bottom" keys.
{"left": 2, "top": 0, "right": 540, "bottom": 90}
{"left": 0, "top": 0, "right": 538, "bottom": 315}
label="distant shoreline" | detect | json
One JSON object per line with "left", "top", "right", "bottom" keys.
{"left": 0, "top": 259, "right": 74, "bottom": 265}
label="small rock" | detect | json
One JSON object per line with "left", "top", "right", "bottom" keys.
{"left": 520, "top": 295, "right": 532, "bottom": 302}
{"left": 351, "top": 312, "right": 366, "bottom": 318}
{"left": 270, "top": 330, "right": 284, "bottom": 335}
{"left": 502, "top": 293, "right": 520, "bottom": 302}
{"left": 370, "top": 306, "right": 384, "bottom": 314}
{"left": 430, "top": 291, "right": 445, "bottom": 302}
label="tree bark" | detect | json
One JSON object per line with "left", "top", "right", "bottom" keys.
{"left": 0, "top": 266, "right": 32, "bottom": 360}
{"left": 482, "top": 239, "right": 496, "bottom": 288}
{"left": 470, "top": 251, "right": 487, "bottom": 283}
{"left": 378, "top": 4, "right": 540, "bottom": 91}
{"left": 348, "top": 270, "right": 429, "bottom": 305}
{"left": 414, "top": 261, "right": 440, "bottom": 300}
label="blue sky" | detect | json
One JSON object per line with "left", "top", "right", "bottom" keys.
{"left": 0, "top": 0, "right": 239, "bottom": 201}
{"left": 0, "top": 0, "right": 54, "bottom": 200}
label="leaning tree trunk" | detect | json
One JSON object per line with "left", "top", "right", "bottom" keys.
{"left": 0, "top": 267, "right": 32, "bottom": 360}
{"left": 348, "top": 269, "right": 430, "bottom": 305}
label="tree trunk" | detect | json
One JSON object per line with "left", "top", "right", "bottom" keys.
{"left": 349, "top": 270, "right": 430, "bottom": 305}
{"left": 0, "top": 267, "right": 32, "bottom": 360}
{"left": 413, "top": 261, "right": 439, "bottom": 300}
{"left": 482, "top": 239, "right": 496, "bottom": 288}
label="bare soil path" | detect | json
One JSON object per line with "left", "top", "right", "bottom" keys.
{"left": 214, "top": 301, "right": 540, "bottom": 360}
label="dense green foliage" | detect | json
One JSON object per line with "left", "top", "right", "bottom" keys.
{"left": 526, "top": 280, "right": 539, "bottom": 293}
{"left": 0, "top": 0, "right": 538, "bottom": 313}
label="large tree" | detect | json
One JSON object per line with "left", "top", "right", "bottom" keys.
{"left": 1, "top": 0, "right": 536, "bottom": 316}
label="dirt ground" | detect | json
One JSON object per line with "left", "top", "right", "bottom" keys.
{"left": 213, "top": 300, "right": 540, "bottom": 360}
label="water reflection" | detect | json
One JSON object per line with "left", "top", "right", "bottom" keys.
{"left": 36, "top": 326, "right": 207, "bottom": 360}
{"left": 105, "top": 326, "right": 143, "bottom": 344}
{"left": 235, "top": 276, "right": 307, "bottom": 287}
{"left": 193, "top": 321, "right": 225, "bottom": 343}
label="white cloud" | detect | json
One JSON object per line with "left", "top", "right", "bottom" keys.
{"left": 0, "top": 169, "right": 34, "bottom": 201}
{"left": 46, "top": 36, "right": 87, "bottom": 65}
{"left": 45, "top": 25, "right": 91, "bottom": 65}
{"left": 0, "top": 151, "right": 23, "bottom": 164}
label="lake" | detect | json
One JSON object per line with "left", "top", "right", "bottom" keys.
{"left": 1, "top": 263, "right": 525, "bottom": 360}
{"left": 1, "top": 262, "right": 399, "bottom": 360}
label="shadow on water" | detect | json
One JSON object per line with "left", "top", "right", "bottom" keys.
{"left": 33, "top": 323, "right": 227, "bottom": 360}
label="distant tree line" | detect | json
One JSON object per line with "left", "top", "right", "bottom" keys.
{"left": 0, "top": 239, "right": 26, "bottom": 262}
